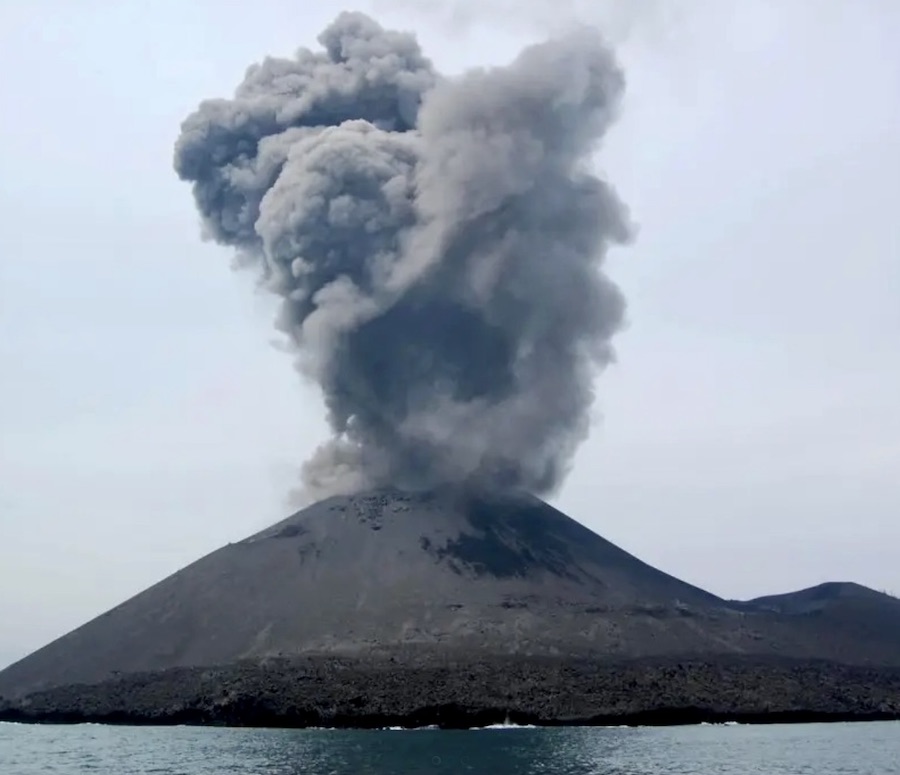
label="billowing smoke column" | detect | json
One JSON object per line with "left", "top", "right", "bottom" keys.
{"left": 175, "top": 12, "right": 632, "bottom": 500}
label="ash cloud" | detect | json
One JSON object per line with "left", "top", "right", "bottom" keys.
{"left": 175, "top": 11, "right": 632, "bottom": 500}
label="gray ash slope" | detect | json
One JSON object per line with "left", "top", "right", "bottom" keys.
{"left": 1, "top": 489, "right": 898, "bottom": 700}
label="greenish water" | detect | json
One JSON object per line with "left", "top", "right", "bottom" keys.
{"left": 2, "top": 721, "right": 898, "bottom": 774}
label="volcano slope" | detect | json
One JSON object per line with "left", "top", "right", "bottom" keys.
{"left": 1, "top": 488, "right": 899, "bottom": 727}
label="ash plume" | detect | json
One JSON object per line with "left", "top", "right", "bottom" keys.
{"left": 174, "top": 12, "right": 632, "bottom": 500}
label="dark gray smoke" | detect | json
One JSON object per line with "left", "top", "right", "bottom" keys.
{"left": 175, "top": 12, "right": 632, "bottom": 500}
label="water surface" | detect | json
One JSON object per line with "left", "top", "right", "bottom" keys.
{"left": 2, "top": 720, "right": 898, "bottom": 774}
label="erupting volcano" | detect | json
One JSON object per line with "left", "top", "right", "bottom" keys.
{"left": 3, "top": 13, "right": 898, "bottom": 728}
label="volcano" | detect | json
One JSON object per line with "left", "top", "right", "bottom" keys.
{"left": 1, "top": 488, "right": 899, "bottom": 724}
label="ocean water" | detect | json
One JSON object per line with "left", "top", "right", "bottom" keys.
{"left": 1, "top": 720, "right": 898, "bottom": 774}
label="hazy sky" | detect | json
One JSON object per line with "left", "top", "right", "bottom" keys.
{"left": 1, "top": 0, "right": 898, "bottom": 670}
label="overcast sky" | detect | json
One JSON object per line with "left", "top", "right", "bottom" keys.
{"left": 1, "top": 0, "right": 898, "bottom": 670}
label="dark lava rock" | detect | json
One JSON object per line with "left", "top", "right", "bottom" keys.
{"left": 2, "top": 655, "right": 899, "bottom": 729}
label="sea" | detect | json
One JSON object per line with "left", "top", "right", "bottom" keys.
{"left": 1, "top": 720, "right": 898, "bottom": 774}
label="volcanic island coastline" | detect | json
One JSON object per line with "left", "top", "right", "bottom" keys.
{"left": 1, "top": 488, "right": 899, "bottom": 729}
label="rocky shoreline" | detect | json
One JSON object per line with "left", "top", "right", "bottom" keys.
{"left": 2, "top": 655, "right": 899, "bottom": 729}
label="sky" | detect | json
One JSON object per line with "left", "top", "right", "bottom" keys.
{"left": 0, "top": 0, "right": 898, "bottom": 670}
